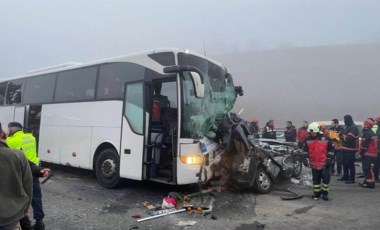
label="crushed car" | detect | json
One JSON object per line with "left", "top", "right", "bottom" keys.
{"left": 200, "top": 113, "right": 303, "bottom": 193}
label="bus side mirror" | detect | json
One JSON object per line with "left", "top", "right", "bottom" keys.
{"left": 163, "top": 65, "right": 205, "bottom": 98}
{"left": 189, "top": 71, "right": 204, "bottom": 98}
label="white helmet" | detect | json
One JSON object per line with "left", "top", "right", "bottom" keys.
{"left": 307, "top": 122, "right": 320, "bottom": 133}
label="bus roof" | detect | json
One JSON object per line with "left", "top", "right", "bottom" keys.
{"left": 1, "top": 48, "right": 226, "bottom": 82}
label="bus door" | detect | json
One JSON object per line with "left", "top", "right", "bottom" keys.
{"left": 119, "top": 81, "right": 145, "bottom": 180}
{"left": 13, "top": 106, "right": 25, "bottom": 125}
{"left": 145, "top": 79, "right": 178, "bottom": 183}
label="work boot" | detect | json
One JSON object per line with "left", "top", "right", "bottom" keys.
{"left": 322, "top": 194, "right": 329, "bottom": 201}
{"left": 360, "top": 181, "right": 375, "bottom": 189}
{"left": 345, "top": 180, "right": 355, "bottom": 184}
{"left": 34, "top": 219, "right": 45, "bottom": 230}
{"left": 312, "top": 192, "right": 321, "bottom": 200}
{"left": 19, "top": 215, "right": 33, "bottom": 230}
{"left": 337, "top": 176, "right": 348, "bottom": 181}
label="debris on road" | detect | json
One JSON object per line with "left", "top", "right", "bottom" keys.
{"left": 137, "top": 208, "right": 186, "bottom": 222}
{"left": 177, "top": 220, "right": 197, "bottom": 226}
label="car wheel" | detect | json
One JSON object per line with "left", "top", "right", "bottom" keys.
{"left": 253, "top": 167, "right": 272, "bottom": 194}
{"left": 291, "top": 158, "right": 303, "bottom": 178}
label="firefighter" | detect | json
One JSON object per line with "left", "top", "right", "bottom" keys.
{"left": 6, "top": 122, "right": 45, "bottom": 230}
{"left": 359, "top": 119, "right": 378, "bottom": 188}
{"left": 302, "top": 122, "right": 334, "bottom": 200}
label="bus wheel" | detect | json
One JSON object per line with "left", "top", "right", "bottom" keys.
{"left": 95, "top": 149, "right": 120, "bottom": 188}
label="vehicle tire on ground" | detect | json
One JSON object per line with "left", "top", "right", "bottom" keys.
{"left": 253, "top": 167, "right": 272, "bottom": 194}
{"left": 95, "top": 148, "right": 121, "bottom": 188}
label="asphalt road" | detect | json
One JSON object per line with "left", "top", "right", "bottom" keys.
{"left": 33, "top": 163, "right": 380, "bottom": 230}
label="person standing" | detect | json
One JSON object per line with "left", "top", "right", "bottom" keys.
{"left": 284, "top": 121, "right": 297, "bottom": 142}
{"left": 0, "top": 141, "right": 33, "bottom": 230}
{"left": 302, "top": 122, "right": 334, "bottom": 200}
{"left": 262, "top": 119, "right": 276, "bottom": 139}
{"left": 329, "top": 119, "right": 344, "bottom": 176}
{"left": 339, "top": 115, "right": 359, "bottom": 184}
{"left": 373, "top": 115, "right": 380, "bottom": 183}
{"left": 297, "top": 121, "right": 309, "bottom": 148}
{"left": 319, "top": 123, "right": 329, "bottom": 135}
{"left": 249, "top": 116, "right": 260, "bottom": 138}
{"left": 6, "top": 122, "right": 45, "bottom": 230}
{"left": 358, "top": 119, "right": 378, "bottom": 188}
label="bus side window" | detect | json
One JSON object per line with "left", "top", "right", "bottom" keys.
{"left": 6, "top": 80, "right": 24, "bottom": 105}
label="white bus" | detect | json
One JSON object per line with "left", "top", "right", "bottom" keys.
{"left": 0, "top": 49, "right": 239, "bottom": 188}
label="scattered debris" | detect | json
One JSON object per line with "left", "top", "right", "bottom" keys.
{"left": 177, "top": 221, "right": 197, "bottom": 226}
{"left": 131, "top": 214, "right": 141, "bottom": 219}
{"left": 137, "top": 208, "right": 186, "bottom": 222}
{"left": 162, "top": 197, "right": 177, "bottom": 209}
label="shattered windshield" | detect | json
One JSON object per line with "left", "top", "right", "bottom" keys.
{"left": 178, "top": 53, "right": 236, "bottom": 139}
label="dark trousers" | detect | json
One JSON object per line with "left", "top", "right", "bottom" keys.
{"left": 374, "top": 153, "right": 380, "bottom": 180}
{"left": 312, "top": 167, "right": 331, "bottom": 196}
{"left": 342, "top": 150, "right": 356, "bottom": 181}
{"left": 334, "top": 149, "right": 343, "bottom": 174}
{"left": 362, "top": 156, "right": 376, "bottom": 180}
{"left": 0, "top": 221, "right": 19, "bottom": 230}
{"left": 32, "top": 176, "right": 44, "bottom": 221}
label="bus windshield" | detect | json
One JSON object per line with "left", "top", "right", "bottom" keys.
{"left": 178, "top": 53, "right": 236, "bottom": 139}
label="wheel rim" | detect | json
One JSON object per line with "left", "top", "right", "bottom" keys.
{"left": 102, "top": 159, "right": 117, "bottom": 178}
{"left": 293, "top": 160, "right": 302, "bottom": 175}
{"left": 258, "top": 172, "right": 270, "bottom": 189}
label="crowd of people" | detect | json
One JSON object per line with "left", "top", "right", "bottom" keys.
{"left": 0, "top": 122, "right": 49, "bottom": 230}
{"left": 249, "top": 114, "right": 380, "bottom": 200}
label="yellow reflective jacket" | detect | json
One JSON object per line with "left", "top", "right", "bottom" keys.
{"left": 6, "top": 130, "right": 39, "bottom": 165}
{"left": 329, "top": 130, "right": 342, "bottom": 149}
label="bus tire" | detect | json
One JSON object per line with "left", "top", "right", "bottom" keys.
{"left": 253, "top": 167, "right": 272, "bottom": 194}
{"left": 95, "top": 149, "right": 121, "bottom": 188}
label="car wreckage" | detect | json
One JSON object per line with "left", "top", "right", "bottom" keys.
{"left": 197, "top": 112, "right": 303, "bottom": 193}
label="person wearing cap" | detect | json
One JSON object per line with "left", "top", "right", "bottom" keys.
{"left": 302, "top": 122, "right": 334, "bottom": 200}
{"left": 358, "top": 118, "right": 378, "bottom": 188}
{"left": 249, "top": 116, "right": 260, "bottom": 138}
{"left": 6, "top": 122, "right": 45, "bottom": 230}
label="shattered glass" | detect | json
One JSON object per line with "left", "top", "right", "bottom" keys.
{"left": 178, "top": 53, "right": 237, "bottom": 139}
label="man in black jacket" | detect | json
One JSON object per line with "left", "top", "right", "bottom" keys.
{"left": 338, "top": 115, "right": 359, "bottom": 184}
{"left": 284, "top": 121, "right": 297, "bottom": 142}
{"left": 262, "top": 120, "right": 276, "bottom": 139}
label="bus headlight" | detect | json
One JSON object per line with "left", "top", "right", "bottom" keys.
{"left": 180, "top": 155, "right": 203, "bottom": 165}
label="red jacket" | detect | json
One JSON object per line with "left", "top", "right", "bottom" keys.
{"left": 303, "top": 134, "right": 334, "bottom": 170}
{"left": 360, "top": 129, "right": 378, "bottom": 158}
{"left": 297, "top": 128, "right": 309, "bottom": 142}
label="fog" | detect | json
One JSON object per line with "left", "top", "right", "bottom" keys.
{"left": 213, "top": 43, "right": 380, "bottom": 127}
{"left": 1, "top": 0, "right": 380, "bottom": 127}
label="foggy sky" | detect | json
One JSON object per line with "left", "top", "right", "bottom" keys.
{"left": 1, "top": 0, "right": 380, "bottom": 77}
{"left": 1, "top": 1, "right": 380, "bottom": 127}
